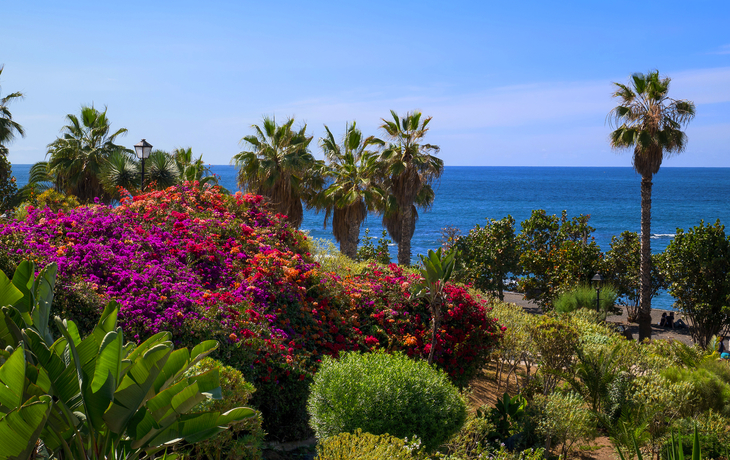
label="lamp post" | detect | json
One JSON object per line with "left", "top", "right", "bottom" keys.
{"left": 134, "top": 139, "right": 153, "bottom": 191}
{"left": 592, "top": 273, "right": 604, "bottom": 313}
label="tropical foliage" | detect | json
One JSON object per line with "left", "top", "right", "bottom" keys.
{"left": 0, "top": 65, "right": 24, "bottom": 212}
{"left": 603, "top": 231, "right": 667, "bottom": 321}
{"left": 412, "top": 247, "right": 456, "bottom": 364}
{"left": 660, "top": 220, "right": 730, "bottom": 348}
{"left": 379, "top": 110, "right": 443, "bottom": 265}
{"left": 45, "top": 105, "right": 132, "bottom": 203}
{"left": 0, "top": 182, "right": 502, "bottom": 441}
{"left": 318, "top": 122, "right": 384, "bottom": 259}
{"left": 452, "top": 215, "right": 520, "bottom": 301}
{"left": 232, "top": 116, "right": 320, "bottom": 228}
{"left": 0, "top": 261, "right": 256, "bottom": 460}
{"left": 517, "top": 210, "right": 602, "bottom": 309}
{"left": 608, "top": 70, "right": 696, "bottom": 341}
{"left": 307, "top": 350, "right": 466, "bottom": 452}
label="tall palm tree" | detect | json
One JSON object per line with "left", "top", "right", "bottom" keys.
{"left": 319, "top": 122, "right": 385, "bottom": 259}
{"left": 0, "top": 65, "right": 25, "bottom": 212}
{"left": 0, "top": 66, "right": 25, "bottom": 150}
{"left": 232, "top": 116, "right": 319, "bottom": 228}
{"left": 379, "top": 110, "right": 443, "bottom": 265}
{"left": 608, "top": 70, "right": 695, "bottom": 341}
{"left": 46, "top": 105, "right": 131, "bottom": 203}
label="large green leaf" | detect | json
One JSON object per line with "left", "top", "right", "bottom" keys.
{"left": 103, "top": 344, "right": 171, "bottom": 435}
{"left": 189, "top": 340, "right": 218, "bottom": 366}
{"left": 186, "top": 368, "right": 222, "bottom": 399}
{"left": 146, "top": 380, "right": 193, "bottom": 424}
{"left": 0, "top": 395, "right": 53, "bottom": 460}
{"left": 31, "top": 263, "right": 57, "bottom": 344}
{"left": 9, "top": 261, "right": 34, "bottom": 315}
{"left": 0, "top": 271, "right": 22, "bottom": 309}
{"left": 92, "top": 301, "right": 119, "bottom": 346}
{"left": 91, "top": 329, "right": 122, "bottom": 393}
{"left": 0, "top": 345, "right": 26, "bottom": 412}
{"left": 147, "top": 407, "right": 257, "bottom": 447}
{"left": 0, "top": 308, "right": 22, "bottom": 349}
{"left": 153, "top": 348, "right": 189, "bottom": 394}
{"left": 126, "top": 332, "right": 171, "bottom": 363}
{"left": 24, "top": 331, "right": 81, "bottom": 409}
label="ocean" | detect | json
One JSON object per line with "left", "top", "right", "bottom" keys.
{"left": 10, "top": 165, "right": 730, "bottom": 311}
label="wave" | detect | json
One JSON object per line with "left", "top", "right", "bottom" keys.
{"left": 650, "top": 233, "right": 676, "bottom": 239}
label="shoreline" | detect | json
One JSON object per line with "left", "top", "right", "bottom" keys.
{"left": 501, "top": 291, "right": 693, "bottom": 345}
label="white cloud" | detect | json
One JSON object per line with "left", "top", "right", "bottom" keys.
{"left": 709, "top": 44, "right": 730, "bottom": 55}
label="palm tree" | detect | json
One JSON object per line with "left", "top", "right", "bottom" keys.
{"left": 172, "top": 147, "right": 219, "bottom": 186}
{"left": 144, "top": 150, "right": 180, "bottom": 190}
{"left": 0, "top": 66, "right": 24, "bottom": 150}
{"left": 0, "top": 65, "right": 25, "bottom": 212}
{"left": 46, "top": 105, "right": 131, "bottom": 203}
{"left": 379, "top": 110, "right": 443, "bottom": 265}
{"left": 16, "top": 161, "right": 54, "bottom": 203}
{"left": 319, "top": 122, "right": 385, "bottom": 259}
{"left": 99, "top": 151, "right": 139, "bottom": 198}
{"left": 232, "top": 116, "right": 319, "bottom": 228}
{"left": 608, "top": 70, "right": 695, "bottom": 341}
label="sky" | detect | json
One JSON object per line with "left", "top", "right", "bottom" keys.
{"left": 2, "top": 0, "right": 729, "bottom": 167}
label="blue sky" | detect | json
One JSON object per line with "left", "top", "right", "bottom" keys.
{"left": 2, "top": 0, "right": 729, "bottom": 166}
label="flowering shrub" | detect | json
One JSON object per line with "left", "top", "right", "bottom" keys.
{"left": 0, "top": 183, "right": 502, "bottom": 440}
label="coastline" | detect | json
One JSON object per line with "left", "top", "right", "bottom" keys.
{"left": 501, "top": 291, "right": 693, "bottom": 345}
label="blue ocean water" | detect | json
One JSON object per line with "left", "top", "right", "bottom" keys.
{"left": 10, "top": 165, "right": 730, "bottom": 310}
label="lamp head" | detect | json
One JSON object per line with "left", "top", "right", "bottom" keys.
{"left": 134, "top": 139, "right": 153, "bottom": 159}
{"left": 591, "top": 273, "right": 604, "bottom": 287}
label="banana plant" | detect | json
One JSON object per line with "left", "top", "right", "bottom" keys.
{"left": 0, "top": 262, "right": 256, "bottom": 460}
{"left": 412, "top": 247, "right": 457, "bottom": 364}
{"left": 0, "top": 344, "right": 54, "bottom": 460}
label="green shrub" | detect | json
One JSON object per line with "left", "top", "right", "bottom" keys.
{"left": 699, "top": 356, "right": 730, "bottom": 385}
{"left": 356, "top": 229, "right": 392, "bottom": 265}
{"left": 532, "top": 316, "right": 579, "bottom": 394}
{"left": 670, "top": 412, "right": 730, "bottom": 459}
{"left": 533, "top": 392, "right": 596, "bottom": 458}
{"left": 179, "top": 358, "right": 265, "bottom": 460}
{"left": 308, "top": 237, "right": 369, "bottom": 274}
{"left": 661, "top": 366, "right": 730, "bottom": 416}
{"left": 50, "top": 275, "right": 106, "bottom": 336}
{"left": 441, "top": 407, "right": 496, "bottom": 459}
{"left": 315, "top": 429, "right": 425, "bottom": 460}
{"left": 15, "top": 188, "right": 80, "bottom": 221}
{"left": 489, "top": 302, "right": 536, "bottom": 393}
{"left": 307, "top": 351, "right": 466, "bottom": 452}
{"left": 553, "top": 284, "right": 618, "bottom": 316}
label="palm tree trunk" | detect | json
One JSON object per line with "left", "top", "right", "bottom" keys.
{"left": 398, "top": 205, "right": 412, "bottom": 265}
{"left": 638, "top": 175, "right": 653, "bottom": 341}
{"left": 344, "top": 218, "right": 360, "bottom": 260}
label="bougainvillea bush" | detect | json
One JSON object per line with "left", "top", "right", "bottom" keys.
{"left": 0, "top": 183, "right": 502, "bottom": 440}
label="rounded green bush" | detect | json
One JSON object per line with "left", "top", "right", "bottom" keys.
{"left": 307, "top": 351, "right": 467, "bottom": 452}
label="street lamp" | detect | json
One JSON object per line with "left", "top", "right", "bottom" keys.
{"left": 134, "top": 139, "right": 153, "bottom": 191}
{"left": 591, "top": 273, "right": 604, "bottom": 313}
